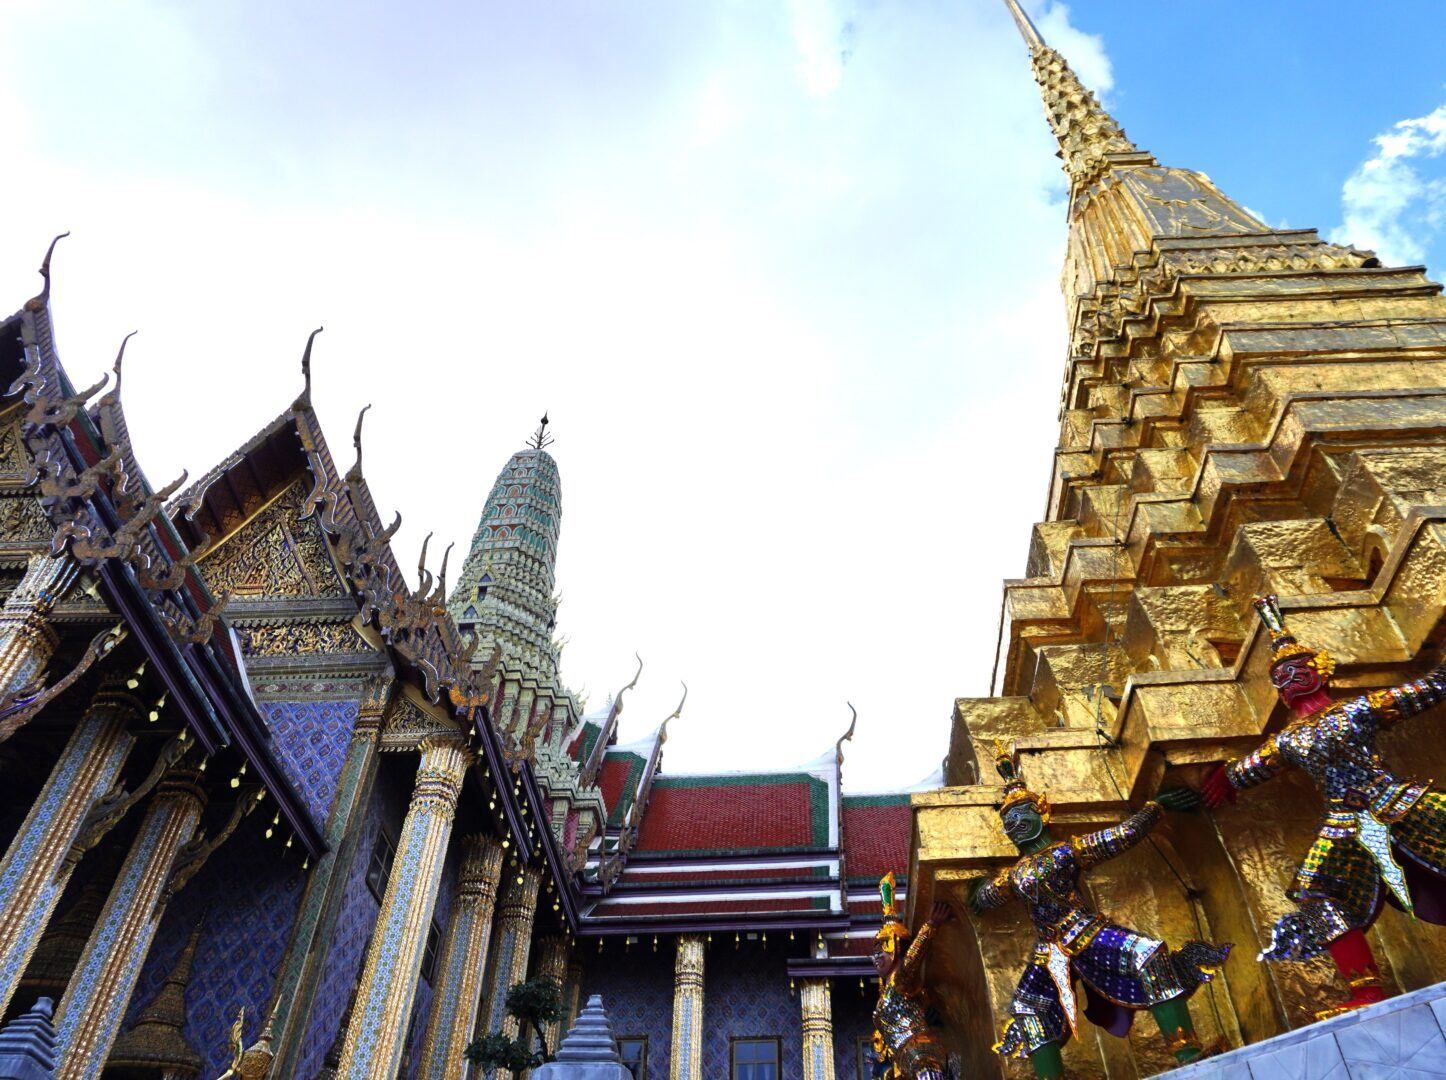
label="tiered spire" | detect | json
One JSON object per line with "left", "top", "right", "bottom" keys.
{"left": 447, "top": 421, "right": 564, "bottom": 684}
{"left": 1003, "top": 0, "right": 1153, "bottom": 194}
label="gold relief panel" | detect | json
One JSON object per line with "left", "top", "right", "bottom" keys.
{"left": 0, "top": 420, "right": 35, "bottom": 485}
{"left": 199, "top": 480, "right": 347, "bottom": 600}
{"left": 380, "top": 695, "right": 461, "bottom": 752}
{"left": 0, "top": 494, "right": 53, "bottom": 548}
{"left": 238, "top": 621, "right": 371, "bottom": 657}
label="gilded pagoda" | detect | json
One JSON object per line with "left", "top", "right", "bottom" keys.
{"left": 910, "top": 3, "right": 1446, "bottom": 1077}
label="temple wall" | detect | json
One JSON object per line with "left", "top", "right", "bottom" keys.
{"left": 580, "top": 944, "right": 675, "bottom": 1080}
{"left": 830, "top": 978, "right": 876, "bottom": 1079}
{"left": 120, "top": 823, "right": 304, "bottom": 1077}
{"left": 702, "top": 945, "right": 802, "bottom": 1080}
{"left": 261, "top": 698, "right": 361, "bottom": 823}
{"left": 295, "top": 758, "right": 409, "bottom": 1078}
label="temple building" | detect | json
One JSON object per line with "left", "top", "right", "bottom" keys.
{"left": 910, "top": 4, "right": 1446, "bottom": 1078}
{"left": 0, "top": 236, "right": 914, "bottom": 1080}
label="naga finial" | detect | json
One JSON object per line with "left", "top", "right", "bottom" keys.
{"left": 346, "top": 404, "right": 371, "bottom": 484}
{"left": 299, "top": 326, "right": 323, "bottom": 404}
{"left": 527, "top": 412, "right": 554, "bottom": 450}
{"left": 34, "top": 232, "right": 70, "bottom": 303}
{"left": 836, "top": 702, "right": 858, "bottom": 767}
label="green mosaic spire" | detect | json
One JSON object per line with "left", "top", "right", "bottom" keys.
{"left": 448, "top": 424, "right": 562, "bottom": 683}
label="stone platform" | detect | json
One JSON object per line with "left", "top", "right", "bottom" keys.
{"left": 1160, "top": 981, "right": 1446, "bottom": 1078}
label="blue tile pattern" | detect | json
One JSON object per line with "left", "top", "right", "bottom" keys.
{"left": 831, "top": 981, "right": 876, "bottom": 1080}
{"left": 261, "top": 699, "right": 358, "bottom": 822}
{"left": 580, "top": 946, "right": 674, "bottom": 1080}
{"left": 122, "top": 822, "right": 304, "bottom": 1079}
{"left": 704, "top": 946, "right": 801, "bottom": 1080}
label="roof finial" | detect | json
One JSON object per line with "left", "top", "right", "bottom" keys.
{"left": 659, "top": 681, "right": 688, "bottom": 743}
{"left": 527, "top": 412, "right": 554, "bottom": 450}
{"left": 299, "top": 326, "right": 323, "bottom": 403}
{"left": 37, "top": 232, "right": 70, "bottom": 299}
{"left": 1003, "top": 0, "right": 1044, "bottom": 50}
{"left": 836, "top": 702, "right": 858, "bottom": 767}
{"left": 347, "top": 404, "right": 371, "bottom": 483}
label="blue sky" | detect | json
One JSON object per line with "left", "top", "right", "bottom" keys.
{"left": 0, "top": 2, "right": 1441, "bottom": 790}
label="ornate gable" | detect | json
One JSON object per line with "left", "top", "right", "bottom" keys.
{"left": 199, "top": 479, "right": 347, "bottom": 600}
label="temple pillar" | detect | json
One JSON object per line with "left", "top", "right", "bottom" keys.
{"left": 333, "top": 735, "right": 471, "bottom": 1080}
{"left": 0, "top": 553, "right": 78, "bottom": 699}
{"left": 417, "top": 834, "right": 505, "bottom": 1080}
{"left": 267, "top": 681, "right": 387, "bottom": 1077}
{"left": 799, "top": 978, "right": 836, "bottom": 1080}
{"left": 477, "top": 864, "right": 541, "bottom": 1067}
{"left": 563, "top": 959, "right": 584, "bottom": 1030}
{"left": 52, "top": 770, "right": 206, "bottom": 1080}
{"left": 0, "top": 681, "right": 138, "bottom": 1015}
{"left": 533, "top": 934, "right": 570, "bottom": 1058}
{"left": 669, "top": 935, "right": 704, "bottom": 1080}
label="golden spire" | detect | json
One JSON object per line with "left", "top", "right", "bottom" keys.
{"left": 1002, "top": 0, "right": 1152, "bottom": 193}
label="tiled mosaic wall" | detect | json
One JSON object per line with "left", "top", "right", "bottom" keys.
{"left": 122, "top": 823, "right": 304, "bottom": 1077}
{"left": 703, "top": 943, "right": 802, "bottom": 1080}
{"left": 261, "top": 698, "right": 360, "bottom": 823}
{"left": 295, "top": 758, "right": 410, "bottom": 1078}
{"left": 831, "top": 978, "right": 876, "bottom": 1080}
{"left": 580, "top": 942, "right": 675, "bottom": 1080}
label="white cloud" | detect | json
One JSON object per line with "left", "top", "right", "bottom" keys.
{"left": 788, "top": 0, "right": 848, "bottom": 100}
{"left": 0, "top": 0, "right": 1098, "bottom": 791}
{"left": 1331, "top": 102, "right": 1446, "bottom": 268}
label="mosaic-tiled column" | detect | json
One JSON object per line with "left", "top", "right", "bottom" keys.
{"left": 477, "top": 863, "right": 541, "bottom": 1066}
{"left": 799, "top": 978, "right": 836, "bottom": 1080}
{"left": 417, "top": 834, "right": 504, "bottom": 1080}
{"left": 669, "top": 935, "right": 704, "bottom": 1080}
{"left": 268, "top": 684, "right": 387, "bottom": 1077}
{"left": 533, "top": 933, "right": 570, "bottom": 1058}
{"left": 563, "top": 959, "right": 584, "bottom": 1031}
{"left": 52, "top": 770, "right": 206, "bottom": 1080}
{"left": 0, "top": 553, "right": 78, "bottom": 699}
{"left": 334, "top": 735, "right": 471, "bottom": 1080}
{"left": 0, "top": 681, "right": 138, "bottom": 1015}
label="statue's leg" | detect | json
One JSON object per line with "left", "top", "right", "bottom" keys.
{"left": 1326, "top": 927, "right": 1387, "bottom": 1009}
{"left": 1027, "top": 1041, "right": 1065, "bottom": 1079}
{"left": 1148, "top": 998, "right": 1203, "bottom": 1063}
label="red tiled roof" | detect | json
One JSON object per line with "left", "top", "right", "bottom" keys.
{"left": 598, "top": 752, "right": 646, "bottom": 826}
{"left": 635, "top": 774, "right": 830, "bottom": 855}
{"left": 842, "top": 794, "right": 911, "bottom": 884}
{"left": 592, "top": 896, "right": 828, "bottom": 917}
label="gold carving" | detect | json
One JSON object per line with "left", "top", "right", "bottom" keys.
{"left": 238, "top": 621, "right": 369, "bottom": 657}
{"left": 200, "top": 480, "right": 346, "bottom": 599}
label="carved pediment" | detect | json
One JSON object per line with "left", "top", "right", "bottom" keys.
{"left": 380, "top": 694, "right": 461, "bottom": 751}
{"left": 200, "top": 480, "right": 347, "bottom": 600}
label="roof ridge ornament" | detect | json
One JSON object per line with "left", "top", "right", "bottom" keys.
{"left": 527, "top": 412, "right": 554, "bottom": 450}
{"left": 835, "top": 702, "right": 858, "bottom": 769}
{"left": 297, "top": 326, "right": 323, "bottom": 406}
{"left": 27, "top": 231, "right": 70, "bottom": 310}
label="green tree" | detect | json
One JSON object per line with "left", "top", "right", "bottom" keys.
{"left": 465, "top": 976, "right": 566, "bottom": 1075}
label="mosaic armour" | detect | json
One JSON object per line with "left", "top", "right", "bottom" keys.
{"left": 975, "top": 803, "right": 1229, "bottom": 1058}
{"left": 872, "top": 922, "right": 946, "bottom": 1077}
{"left": 1224, "top": 666, "right": 1446, "bottom": 961}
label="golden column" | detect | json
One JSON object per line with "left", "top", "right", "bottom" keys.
{"left": 533, "top": 934, "right": 571, "bottom": 1057}
{"left": 799, "top": 978, "right": 836, "bottom": 1080}
{"left": 477, "top": 863, "right": 542, "bottom": 1062}
{"left": 334, "top": 735, "right": 472, "bottom": 1080}
{"left": 563, "top": 958, "right": 584, "bottom": 1031}
{"left": 0, "top": 553, "right": 78, "bottom": 697}
{"left": 417, "top": 834, "right": 505, "bottom": 1080}
{"left": 52, "top": 770, "right": 206, "bottom": 1080}
{"left": 669, "top": 935, "right": 704, "bottom": 1080}
{"left": 0, "top": 680, "right": 137, "bottom": 1015}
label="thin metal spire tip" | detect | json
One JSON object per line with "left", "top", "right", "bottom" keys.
{"left": 527, "top": 412, "right": 554, "bottom": 450}
{"left": 1003, "top": 0, "right": 1045, "bottom": 50}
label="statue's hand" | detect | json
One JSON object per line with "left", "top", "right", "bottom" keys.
{"left": 927, "top": 900, "right": 953, "bottom": 928}
{"left": 967, "top": 879, "right": 988, "bottom": 916}
{"left": 1201, "top": 764, "right": 1237, "bottom": 809}
{"left": 1155, "top": 787, "right": 1202, "bottom": 813}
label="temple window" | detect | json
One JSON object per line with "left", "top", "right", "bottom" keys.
{"left": 365, "top": 829, "right": 396, "bottom": 901}
{"left": 730, "top": 1037, "right": 780, "bottom": 1080}
{"left": 617, "top": 1035, "right": 647, "bottom": 1078}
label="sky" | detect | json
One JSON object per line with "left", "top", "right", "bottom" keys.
{"left": 0, "top": 1, "right": 1442, "bottom": 792}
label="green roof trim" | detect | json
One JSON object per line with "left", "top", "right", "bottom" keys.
{"left": 842, "top": 793, "right": 912, "bottom": 808}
